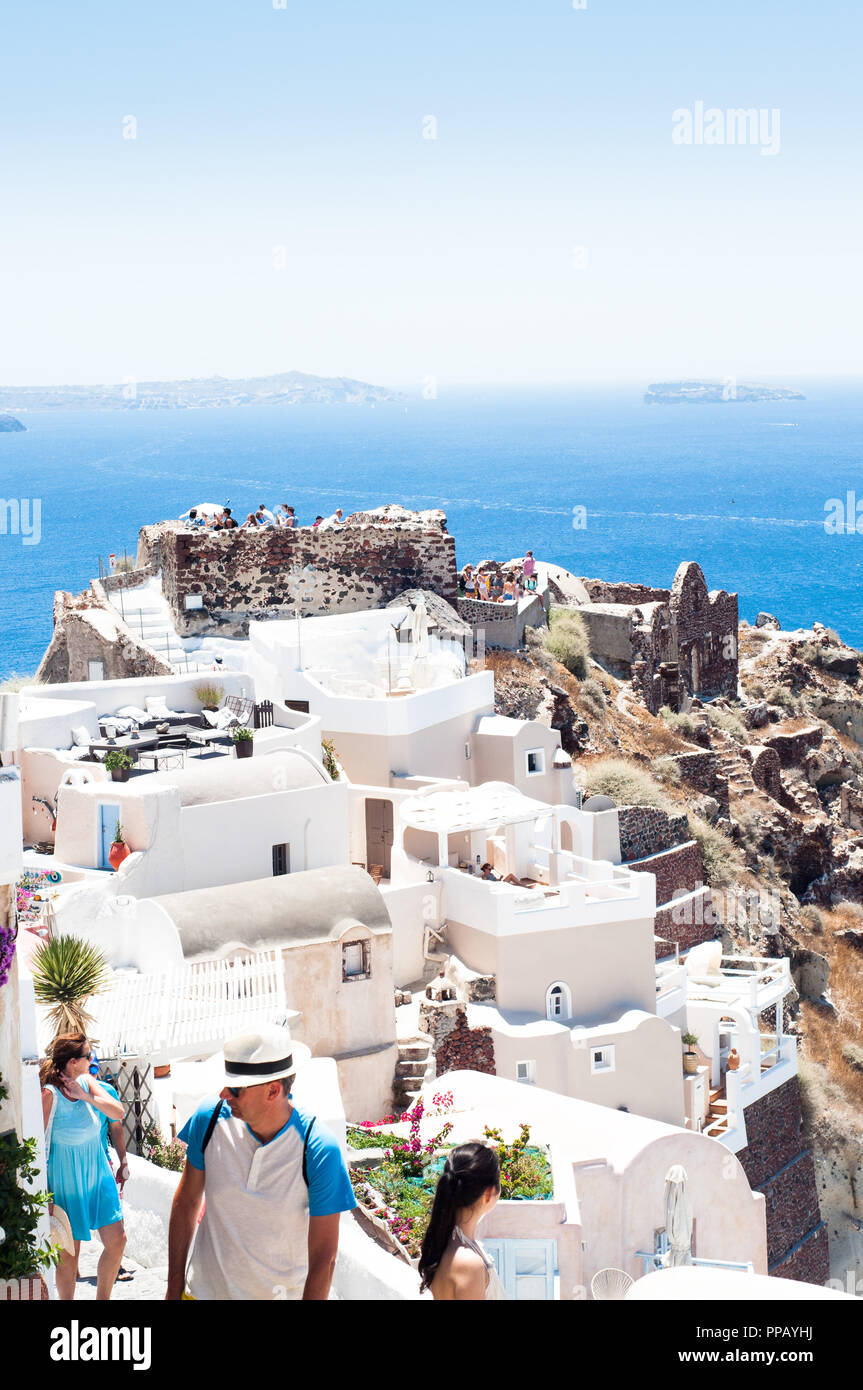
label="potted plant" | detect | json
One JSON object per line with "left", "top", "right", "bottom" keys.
{"left": 108, "top": 821, "right": 130, "bottom": 871}
{"left": 194, "top": 682, "right": 224, "bottom": 712}
{"left": 682, "top": 1031, "right": 700, "bottom": 1075}
{"left": 0, "top": 1075, "right": 62, "bottom": 1299}
{"left": 321, "top": 737, "right": 340, "bottom": 781}
{"left": 232, "top": 726, "right": 254, "bottom": 759}
{"left": 30, "top": 935, "right": 111, "bottom": 1036}
{"left": 104, "top": 748, "right": 133, "bottom": 783}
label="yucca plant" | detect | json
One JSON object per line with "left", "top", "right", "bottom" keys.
{"left": 30, "top": 935, "right": 111, "bottom": 1037}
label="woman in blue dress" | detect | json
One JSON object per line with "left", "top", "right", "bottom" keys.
{"left": 40, "top": 1032, "right": 127, "bottom": 1300}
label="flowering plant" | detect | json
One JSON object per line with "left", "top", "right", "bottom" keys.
{"left": 384, "top": 1100, "right": 454, "bottom": 1177}
{"left": 0, "top": 924, "right": 16, "bottom": 991}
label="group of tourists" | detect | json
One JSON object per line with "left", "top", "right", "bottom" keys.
{"left": 461, "top": 551, "right": 538, "bottom": 604}
{"left": 40, "top": 1024, "right": 506, "bottom": 1301}
{"left": 183, "top": 504, "right": 348, "bottom": 532}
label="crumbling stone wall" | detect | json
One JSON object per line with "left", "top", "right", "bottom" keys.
{"left": 665, "top": 751, "right": 727, "bottom": 802}
{"left": 763, "top": 725, "right": 824, "bottom": 769}
{"left": 575, "top": 562, "right": 737, "bottom": 714}
{"left": 35, "top": 590, "right": 172, "bottom": 685}
{"left": 654, "top": 892, "right": 717, "bottom": 955}
{"left": 145, "top": 510, "right": 457, "bottom": 636}
{"left": 736, "top": 1078, "right": 828, "bottom": 1284}
{"left": 617, "top": 805, "right": 690, "bottom": 861}
{"left": 670, "top": 561, "right": 738, "bottom": 704}
{"left": 418, "top": 998, "right": 496, "bottom": 1077}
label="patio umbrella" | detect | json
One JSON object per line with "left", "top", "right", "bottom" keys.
{"left": 179, "top": 502, "right": 225, "bottom": 518}
{"left": 663, "top": 1164, "right": 693, "bottom": 1266}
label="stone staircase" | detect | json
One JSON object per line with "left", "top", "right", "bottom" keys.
{"left": 108, "top": 580, "right": 213, "bottom": 674}
{"left": 704, "top": 1085, "right": 728, "bottom": 1139}
{"left": 392, "top": 1036, "right": 434, "bottom": 1115}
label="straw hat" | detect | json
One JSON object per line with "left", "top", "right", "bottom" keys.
{"left": 222, "top": 1024, "right": 311, "bottom": 1090}
{"left": 49, "top": 1205, "right": 75, "bottom": 1255}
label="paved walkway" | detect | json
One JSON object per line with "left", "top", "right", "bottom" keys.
{"left": 73, "top": 1241, "right": 168, "bottom": 1301}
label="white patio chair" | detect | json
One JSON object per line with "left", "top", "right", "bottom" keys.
{"left": 590, "top": 1267, "right": 635, "bottom": 1301}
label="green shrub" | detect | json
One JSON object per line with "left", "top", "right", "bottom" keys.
{"left": 194, "top": 683, "right": 224, "bottom": 710}
{"left": 767, "top": 686, "right": 801, "bottom": 713}
{"left": 688, "top": 813, "right": 739, "bottom": 888}
{"left": 705, "top": 707, "right": 749, "bottom": 744}
{"left": 542, "top": 608, "right": 590, "bottom": 679}
{"left": 841, "top": 1043, "right": 863, "bottom": 1075}
{"left": 654, "top": 757, "right": 682, "bottom": 788}
{"left": 799, "top": 904, "right": 823, "bottom": 933}
{"left": 660, "top": 707, "right": 700, "bottom": 740}
{"left": 747, "top": 680, "right": 766, "bottom": 699}
{"left": 579, "top": 678, "right": 606, "bottom": 719}
{"left": 0, "top": 1073, "right": 61, "bottom": 1279}
{"left": 581, "top": 759, "right": 673, "bottom": 812}
{"left": 321, "top": 737, "right": 340, "bottom": 780}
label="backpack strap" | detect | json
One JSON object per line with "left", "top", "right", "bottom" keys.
{"left": 201, "top": 1100, "right": 224, "bottom": 1156}
{"left": 302, "top": 1116, "right": 315, "bottom": 1188}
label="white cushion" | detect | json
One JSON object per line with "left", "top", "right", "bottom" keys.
{"left": 216, "top": 708, "right": 239, "bottom": 730}
{"left": 117, "top": 705, "right": 149, "bottom": 721}
{"left": 202, "top": 709, "right": 220, "bottom": 727}
{"left": 71, "top": 725, "right": 92, "bottom": 747}
{"left": 144, "top": 696, "right": 171, "bottom": 717}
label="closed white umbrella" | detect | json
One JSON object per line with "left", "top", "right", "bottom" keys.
{"left": 179, "top": 502, "right": 225, "bottom": 518}
{"left": 664, "top": 1164, "right": 693, "bottom": 1267}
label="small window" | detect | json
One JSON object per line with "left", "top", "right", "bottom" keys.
{"left": 88, "top": 660, "right": 105, "bottom": 682}
{"left": 590, "top": 1045, "right": 615, "bottom": 1074}
{"left": 516, "top": 1060, "right": 536, "bottom": 1085}
{"left": 284, "top": 699, "right": 310, "bottom": 714}
{"left": 342, "top": 939, "right": 371, "bottom": 981}
{"left": 272, "top": 843, "right": 290, "bottom": 876}
{"left": 526, "top": 749, "right": 545, "bottom": 776}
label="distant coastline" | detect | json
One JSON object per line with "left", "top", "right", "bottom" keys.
{"left": 0, "top": 370, "right": 401, "bottom": 413}
{"left": 0, "top": 413, "right": 25, "bottom": 432}
{"left": 645, "top": 381, "right": 806, "bottom": 405}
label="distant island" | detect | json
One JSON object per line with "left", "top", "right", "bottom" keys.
{"left": 0, "top": 413, "right": 25, "bottom": 431}
{"left": 644, "top": 381, "right": 805, "bottom": 404}
{"left": 0, "top": 370, "right": 401, "bottom": 413}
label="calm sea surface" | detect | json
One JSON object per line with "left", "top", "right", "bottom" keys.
{"left": 1, "top": 381, "right": 861, "bottom": 680}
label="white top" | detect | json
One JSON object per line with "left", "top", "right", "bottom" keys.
{"left": 453, "top": 1225, "right": 508, "bottom": 1301}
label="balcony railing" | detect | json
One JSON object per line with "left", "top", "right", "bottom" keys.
{"left": 687, "top": 955, "right": 792, "bottom": 1013}
{"left": 635, "top": 1252, "right": 754, "bottom": 1278}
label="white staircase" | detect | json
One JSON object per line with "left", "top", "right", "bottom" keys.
{"left": 107, "top": 578, "right": 213, "bottom": 674}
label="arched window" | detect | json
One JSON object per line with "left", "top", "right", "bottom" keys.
{"left": 546, "top": 982, "right": 571, "bottom": 1021}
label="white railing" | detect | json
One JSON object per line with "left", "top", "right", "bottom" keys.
{"left": 688, "top": 956, "right": 792, "bottom": 1013}
{"left": 635, "top": 1252, "right": 754, "bottom": 1277}
{"left": 95, "top": 949, "right": 287, "bottom": 1062}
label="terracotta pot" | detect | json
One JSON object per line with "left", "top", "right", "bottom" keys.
{"left": 234, "top": 740, "right": 254, "bottom": 759}
{"left": 108, "top": 840, "right": 130, "bottom": 871}
{"left": 683, "top": 1051, "right": 699, "bottom": 1075}
{"left": 727, "top": 1048, "right": 740, "bottom": 1072}
{"left": 153, "top": 1064, "right": 171, "bottom": 1079}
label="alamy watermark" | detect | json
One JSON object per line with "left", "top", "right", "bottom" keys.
{"left": 672, "top": 101, "right": 780, "bottom": 157}
{"left": 824, "top": 492, "right": 863, "bottom": 534}
{"left": 0, "top": 497, "right": 41, "bottom": 546}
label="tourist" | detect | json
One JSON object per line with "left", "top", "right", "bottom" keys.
{"left": 240, "top": 512, "right": 260, "bottom": 529}
{"left": 221, "top": 507, "right": 238, "bottom": 530}
{"left": 502, "top": 574, "right": 518, "bottom": 602}
{"left": 418, "top": 1142, "right": 505, "bottom": 1300}
{"left": 88, "top": 1055, "right": 133, "bottom": 1283}
{"left": 312, "top": 515, "right": 324, "bottom": 528}
{"left": 258, "top": 503, "right": 276, "bottom": 525}
{"left": 477, "top": 572, "right": 491, "bottom": 601}
{"left": 319, "top": 508, "right": 344, "bottom": 531}
{"left": 522, "top": 551, "right": 536, "bottom": 580}
{"left": 40, "top": 1032, "right": 126, "bottom": 1301}
{"left": 480, "top": 862, "right": 521, "bottom": 885}
{"left": 277, "top": 504, "right": 296, "bottom": 528}
{"left": 185, "top": 508, "right": 205, "bottom": 528}
{"left": 166, "top": 1025, "right": 356, "bottom": 1301}
{"left": 462, "top": 565, "right": 477, "bottom": 599}
{"left": 490, "top": 571, "right": 504, "bottom": 601}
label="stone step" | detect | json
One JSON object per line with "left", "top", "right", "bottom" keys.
{"left": 398, "top": 1042, "right": 431, "bottom": 1062}
{"left": 710, "top": 1100, "right": 728, "bottom": 1114}
{"left": 396, "top": 1060, "right": 428, "bottom": 1079}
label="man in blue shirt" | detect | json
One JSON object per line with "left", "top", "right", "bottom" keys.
{"left": 166, "top": 1026, "right": 355, "bottom": 1301}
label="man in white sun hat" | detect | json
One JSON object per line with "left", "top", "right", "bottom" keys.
{"left": 166, "top": 1024, "right": 355, "bottom": 1301}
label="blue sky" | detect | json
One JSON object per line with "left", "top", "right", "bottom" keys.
{"left": 1, "top": 0, "right": 860, "bottom": 386}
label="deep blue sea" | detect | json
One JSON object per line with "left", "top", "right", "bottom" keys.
{"left": 1, "top": 381, "right": 862, "bottom": 681}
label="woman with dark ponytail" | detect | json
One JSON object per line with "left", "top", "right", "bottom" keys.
{"left": 418, "top": 1142, "right": 506, "bottom": 1299}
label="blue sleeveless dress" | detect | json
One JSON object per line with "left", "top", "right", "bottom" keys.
{"left": 46, "top": 1082, "right": 123, "bottom": 1241}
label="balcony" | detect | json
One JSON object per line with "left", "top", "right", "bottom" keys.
{"left": 685, "top": 954, "right": 792, "bottom": 1015}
